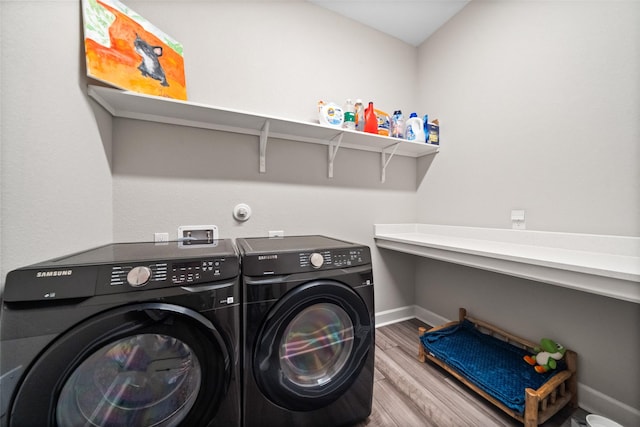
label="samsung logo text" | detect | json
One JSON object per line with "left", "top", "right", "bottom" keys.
{"left": 36, "top": 270, "right": 73, "bottom": 278}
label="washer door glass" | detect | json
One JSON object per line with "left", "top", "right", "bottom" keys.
{"left": 56, "top": 333, "right": 200, "bottom": 427}
{"left": 253, "top": 280, "right": 372, "bottom": 411}
{"left": 279, "top": 303, "right": 354, "bottom": 387}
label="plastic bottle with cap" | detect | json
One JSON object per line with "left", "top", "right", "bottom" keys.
{"left": 391, "top": 110, "right": 405, "bottom": 138}
{"left": 354, "top": 99, "right": 364, "bottom": 131}
{"left": 364, "top": 102, "right": 378, "bottom": 134}
{"left": 343, "top": 99, "right": 355, "bottom": 130}
{"left": 405, "top": 112, "right": 426, "bottom": 143}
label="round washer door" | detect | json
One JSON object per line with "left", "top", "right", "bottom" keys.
{"left": 9, "top": 303, "right": 231, "bottom": 427}
{"left": 253, "top": 280, "right": 373, "bottom": 411}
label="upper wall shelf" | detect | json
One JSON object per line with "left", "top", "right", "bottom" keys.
{"left": 87, "top": 85, "right": 439, "bottom": 182}
{"left": 374, "top": 223, "right": 640, "bottom": 304}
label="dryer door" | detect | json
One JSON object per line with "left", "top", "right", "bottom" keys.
{"left": 253, "top": 280, "right": 372, "bottom": 411}
{"left": 8, "top": 303, "right": 230, "bottom": 427}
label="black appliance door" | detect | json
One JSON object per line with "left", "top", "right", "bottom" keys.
{"left": 253, "top": 280, "right": 372, "bottom": 411}
{"left": 8, "top": 303, "right": 230, "bottom": 427}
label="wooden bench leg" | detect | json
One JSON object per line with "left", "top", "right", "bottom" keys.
{"left": 418, "top": 326, "right": 427, "bottom": 362}
{"left": 525, "top": 388, "right": 539, "bottom": 427}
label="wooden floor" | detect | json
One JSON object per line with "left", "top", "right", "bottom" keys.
{"left": 355, "top": 318, "right": 587, "bottom": 427}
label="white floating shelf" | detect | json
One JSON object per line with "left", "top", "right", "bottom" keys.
{"left": 374, "top": 223, "right": 640, "bottom": 304}
{"left": 87, "top": 85, "right": 439, "bottom": 181}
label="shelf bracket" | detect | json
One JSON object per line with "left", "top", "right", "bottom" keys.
{"left": 381, "top": 143, "right": 400, "bottom": 183}
{"left": 259, "top": 120, "right": 270, "bottom": 173}
{"left": 328, "top": 132, "right": 344, "bottom": 178}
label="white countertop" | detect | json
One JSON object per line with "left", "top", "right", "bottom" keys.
{"left": 374, "top": 224, "right": 640, "bottom": 303}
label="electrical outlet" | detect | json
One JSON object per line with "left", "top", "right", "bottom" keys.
{"left": 154, "top": 232, "right": 169, "bottom": 243}
{"left": 511, "top": 210, "right": 526, "bottom": 230}
{"left": 268, "top": 230, "right": 284, "bottom": 238}
{"left": 177, "top": 225, "right": 218, "bottom": 246}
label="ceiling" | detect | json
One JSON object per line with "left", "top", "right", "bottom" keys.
{"left": 307, "top": 0, "right": 470, "bottom": 47}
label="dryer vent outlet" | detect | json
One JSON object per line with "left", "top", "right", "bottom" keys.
{"left": 178, "top": 225, "right": 219, "bottom": 246}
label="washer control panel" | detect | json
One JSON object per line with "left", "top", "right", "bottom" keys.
{"left": 3, "top": 240, "right": 240, "bottom": 302}
{"left": 171, "top": 259, "right": 227, "bottom": 285}
{"left": 111, "top": 263, "right": 168, "bottom": 288}
{"left": 99, "top": 256, "right": 236, "bottom": 294}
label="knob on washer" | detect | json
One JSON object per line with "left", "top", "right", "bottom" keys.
{"left": 309, "top": 253, "right": 324, "bottom": 268}
{"left": 127, "top": 266, "right": 152, "bottom": 287}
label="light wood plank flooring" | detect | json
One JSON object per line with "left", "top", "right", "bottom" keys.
{"left": 356, "top": 318, "right": 587, "bottom": 427}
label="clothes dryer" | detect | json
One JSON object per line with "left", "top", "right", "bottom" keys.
{"left": 0, "top": 241, "right": 241, "bottom": 427}
{"left": 237, "top": 235, "right": 374, "bottom": 427}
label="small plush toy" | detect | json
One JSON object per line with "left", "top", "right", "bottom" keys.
{"left": 524, "top": 338, "right": 566, "bottom": 373}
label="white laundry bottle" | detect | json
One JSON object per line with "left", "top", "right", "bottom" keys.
{"left": 343, "top": 98, "right": 356, "bottom": 130}
{"left": 405, "top": 113, "right": 426, "bottom": 142}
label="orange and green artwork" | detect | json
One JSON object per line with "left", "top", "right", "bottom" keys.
{"left": 82, "top": 0, "right": 187, "bottom": 100}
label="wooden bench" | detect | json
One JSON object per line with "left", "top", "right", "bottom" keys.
{"left": 418, "top": 308, "right": 578, "bottom": 427}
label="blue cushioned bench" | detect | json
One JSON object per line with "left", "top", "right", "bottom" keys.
{"left": 418, "top": 308, "right": 578, "bottom": 427}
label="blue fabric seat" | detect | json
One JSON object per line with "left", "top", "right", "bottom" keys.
{"left": 420, "top": 320, "right": 564, "bottom": 414}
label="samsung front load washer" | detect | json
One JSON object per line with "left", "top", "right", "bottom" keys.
{"left": 0, "top": 241, "right": 241, "bottom": 427}
{"left": 237, "top": 235, "right": 374, "bottom": 427}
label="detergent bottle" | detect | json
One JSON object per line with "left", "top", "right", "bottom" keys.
{"left": 364, "top": 101, "right": 378, "bottom": 134}
{"left": 427, "top": 118, "right": 440, "bottom": 145}
{"left": 405, "top": 113, "right": 425, "bottom": 142}
{"left": 317, "top": 101, "right": 344, "bottom": 128}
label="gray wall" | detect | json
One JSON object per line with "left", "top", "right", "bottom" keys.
{"left": 1, "top": 0, "right": 639, "bottom": 424}
{"left": 111, "top": 0, "right": 421, "bottom": 313}
{"left": 1, "top": 1, "right": 114, "bottom": 280}
{"left": 416, "top": 0, "right": 639, "bottom": 235}
{"left": 1, "top": 0, "right": 420, "bottom": 313}
{"left": 415, "top": 1, "right": 640, "bottom": 422}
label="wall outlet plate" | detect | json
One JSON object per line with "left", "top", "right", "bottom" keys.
{"left": 154, "top": 232, "right": 169, "bottom": 243}
{"left": 511, "top": 210, "right": 526, "bottom": 230}
{"left": 177, "top": 225, "right": 218, "bottom": 247}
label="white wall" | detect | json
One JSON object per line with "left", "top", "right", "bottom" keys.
{"left": 134, "top": 1, "right": 421, "bottom": 123}
{"left": 414, "top": 1, "right": 640, "bottom": 425}
{"left": 0, "top": 0, "right": 421, "bottom": 313}
{"left": 1, "top": 1, "right": 114, "bottom": 281}
{"left": 417, "top": 0, "right": 639, "bottom": 236}
{"left": 2, "top": 0, "right": 639, "bottom": 424}
{"left": 112, "top": 0, "right": 422, "bottom": 313}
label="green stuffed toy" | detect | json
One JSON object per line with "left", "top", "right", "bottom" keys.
{"left": 524, "top": 338, "right": 566, "bottom": 373}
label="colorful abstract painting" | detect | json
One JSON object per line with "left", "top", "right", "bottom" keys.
{"left": 82, "top": 0, "right": 187, "bottom": 100}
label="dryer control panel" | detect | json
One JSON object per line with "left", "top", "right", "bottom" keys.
{"left": 242, "top": 246, "right": 371, "bottom": 276}
{"left": 298, "top": 248, "right": 368, "bottom": 269}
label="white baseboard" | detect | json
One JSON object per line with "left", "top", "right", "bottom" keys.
{"left": 412, "top": 304, "right": 450, "bottom": 327}
{"left": 578, "top": 383, "right": 640, "bottom": 427}
{"left": 375, "top": 304, "right": 448, "bottom": 328}
{"left": 375, "top": 305, "right": 640, "bottom": 426}
{"left": 374, "top": 305, "right": 415, "bottom": 327}
{"left": 375, "top": 304, "right": 450, "bottom": 328}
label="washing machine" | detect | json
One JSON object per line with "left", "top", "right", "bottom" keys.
{"left": 237, "top": 235, "right": 374, "bottom": 427}
{"left": 0, "top": 240, "right": 241, "bottom": 427}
